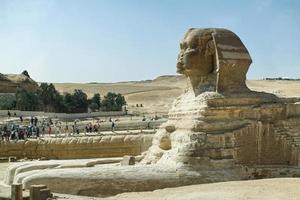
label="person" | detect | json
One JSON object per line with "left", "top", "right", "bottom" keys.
{"left": 20, "top": 116, "right": 23, "bottom": 123}
{"left": 76, "top": 125, "right": 80, "bottom": 134}
{"left": 30, "top": 116, "right": 34, "bottom": 126}
{"left": 72, "top": 125, "right": 75, "bottom": 135}
{"left": 7, "top": 111, "right": 11, "bottom": 118}
{"left": 89, "top": 123, "right": 93, "bottom": 133}
{"left": 85, "top": 124, "right": 89, "bottom": 133}
{"left": 93, "top": 124, "right": 98, "bottom": 133}
{"left": 96, "top": 121, "right": 101, "bottom": 134}
{"left": 42, "top": 125, "right": 45, "bottom": 136}
{"left": 111, "top": 121, "right": 115, "bottom": 132}
{"left": 34, "top": 117, "right": 38, "bottom": 127}
{"left": 48, "top": 125, "right": 51, "bottom": 136}
{"left": 65, "top": 123, "right": 69, "bottom": 135}
{"left": 36, "top": 126, "right": 40, "bottom": 138}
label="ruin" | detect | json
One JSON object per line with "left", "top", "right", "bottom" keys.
{"left": 4, "top": 28, "right": 300, "bottom": 197}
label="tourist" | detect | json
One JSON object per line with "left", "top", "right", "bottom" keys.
{"left": 111, "top": 121, "right": 115, "bottom": 132}
{"left": 20, "top": 116, "right": 23, "bottom": 123}
{"left": 34, "top": 117, "right": 38, "bottom": 127}
{"left": 85, "top": 124, "right": 89, "bottom": 133}
{"left": 65, "top": 123, "right": 69, "bottom": 135}
{"left": 36, "top": 126, "right": 40, "bottom": 138}
{"left": 93, "top": 124, "right": 98, "bottom": 133}
{"left": 48, "top": 125, "right": 51, "bottom": 136}
{"left": 42, "top": 125, "right": 45, "bottom": 136}
{"left": 89, "top": 123, "right": 93, "bottom": 133}
{"left": 98, "top": 122, "right": 101, "bottom": 132}
{"left": 7, "top": 111, "right": 11, "bottom": 118}
{"left": 30, "top": 116, "right": 34, "bottom": 126}
{"left": 76, "top": 125, "right": 80, "bottom": 134}
{"left": 72, "top": 125, "right": 75, "bottom": 135}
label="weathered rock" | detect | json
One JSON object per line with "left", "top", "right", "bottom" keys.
{"left": 0, "top": 134, "right": 153, "bottom": 159}
{"left": 120, "top": 156, "right": 135, "bottom": 166}
{"left": 0, "top": 72, "right": 38, "bottom": 93}
{"left": 11, "top": 183, "right": 23, "bottom": 200}
{"left": 29, "top": 185, "right": 47, "bottom": 200}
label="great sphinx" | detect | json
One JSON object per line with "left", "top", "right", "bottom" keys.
{"left": 5, "top": 28, "right": 300, "bottom": 197}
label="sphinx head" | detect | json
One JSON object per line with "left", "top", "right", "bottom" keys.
{"left": 177, "top": 29, "right": 215, "bottom": 77}
{"left": 177, "top": 28, "right": 252, "bottom": 94}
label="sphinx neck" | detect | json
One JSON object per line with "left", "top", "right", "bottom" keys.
{"left": 187, "top": 74, "right": 217, "bottom": 96}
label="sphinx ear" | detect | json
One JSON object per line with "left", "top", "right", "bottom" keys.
{"left": 205, "top": 40, "right": 215, "bottom": 56}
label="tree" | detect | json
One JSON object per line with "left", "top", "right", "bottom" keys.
{"left": 0, "top": 94, "right": 16, "bottom": 110}
{"left": 89, "top": 93, "right": 101, "bottom": 111}
{"left": 15, "top": 88, "right": 40, "bottom": 111}
{"left": 73, "top": 89, "right": 88, "bottom": 113}
{"left": 63, "top": 90, "right": 88, "bottom": 113}
{"left": 38, "top": 83, "right": 65, "bottom": 112}
{"left": 115, "top": 93, "right": 126, "bottom": 110}
{"left": 101, "top": 92, "right": 126, "bottom": 111}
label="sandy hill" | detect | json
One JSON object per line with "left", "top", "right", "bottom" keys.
{"left": 54, "top": 75, "right": 300, "bottom": 114}
{"left": 0, "top": 72, "right": 39, "bottom": 93}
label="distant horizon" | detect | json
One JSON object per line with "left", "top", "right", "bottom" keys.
{"left": 3, "top": 70, "right": 300, "bottom": 84}
{"left": 1, "top": 0, "right": 299, "bottom": 82}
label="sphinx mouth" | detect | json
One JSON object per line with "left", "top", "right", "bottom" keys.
{"left": 176, "top": 63, "right": 185, "bottom": 74}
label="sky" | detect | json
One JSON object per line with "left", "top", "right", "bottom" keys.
{"left": 0, "top": 0, "right": 299, "bottom": 83}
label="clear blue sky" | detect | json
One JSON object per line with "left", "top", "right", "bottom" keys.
{"left": 0, "top": 0, "right": 299, "bottom": 83}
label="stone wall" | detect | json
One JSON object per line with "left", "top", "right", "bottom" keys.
{"left": 0, "top": 134, "right": 153, "bottom": 159}
{"left": 0, "top": 109, "right": 126, "bottom": 119}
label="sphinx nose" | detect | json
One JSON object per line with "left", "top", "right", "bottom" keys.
{"left": 178, "top": 52, "right": 184, "bottom": 60}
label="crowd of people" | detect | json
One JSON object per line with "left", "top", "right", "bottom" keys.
{"left": 0, "top": 116, "right": 42, "bottom": 141}
{"left": 1, "top": 110, "right": 160, "bottom": 141}
{"left": 0, "top": 115, "right": 117, "bottom": 141}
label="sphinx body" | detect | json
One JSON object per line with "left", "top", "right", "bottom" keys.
{"left": 5, "top": 28, "right": 300, "bottom": 197}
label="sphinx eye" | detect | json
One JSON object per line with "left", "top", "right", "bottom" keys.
{"left": 188, "top": 41, "right": 198, "bottom": 49}
{"left": 180, "top": 43, "right": 183, "bottom": 49}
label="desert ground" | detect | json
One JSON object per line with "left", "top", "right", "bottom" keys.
{"left": 105, "top": 178, "right": 300, "bottom": 200}
{"left": 54, "top": 75, "right": 300, "bottom": 114}
{"left": 1, "top": 162, "right": 300, "bottom": 200}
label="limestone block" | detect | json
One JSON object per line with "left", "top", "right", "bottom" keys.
{"left": 120, "top": 156, "right": 135, "bottom": 166}
{"left": 30, "top": 185, "right": 47, "bottom": 200}
{"left": 39, "top": 189, "right": 52, "bottom": 200}
{"left": 11, "top": 183, "right": 23, "bottom": 200}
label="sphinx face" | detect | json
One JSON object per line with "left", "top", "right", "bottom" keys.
{"left": 176, "top": 30, "right": 214, "bottom": 77}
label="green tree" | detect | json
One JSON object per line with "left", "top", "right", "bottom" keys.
{"left": 88, "top": 93, "right": 101, "bottom": 111}
{"left": 115, "top": 93, "right": 126, "bottom": 110}
{"left": 64, "top": 90, "right": 88, "bottom": 113}
{"left": 38, "top": 83, "right": 65, "bottom": 112}
{"left": 101, "top": 92, "right": 126, "bottom": 111}
{"left": 15, "top": 88, "right": 40, "bottom": 111}
{"left": 0, "top": 94, "right": 16, "bottom": 110}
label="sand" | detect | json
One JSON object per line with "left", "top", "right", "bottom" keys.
{"left": 54, "top": 75, "right": 300, "bottom": 114}
{"left": 105, "top": 178, "right": 300, "bottom": 200}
